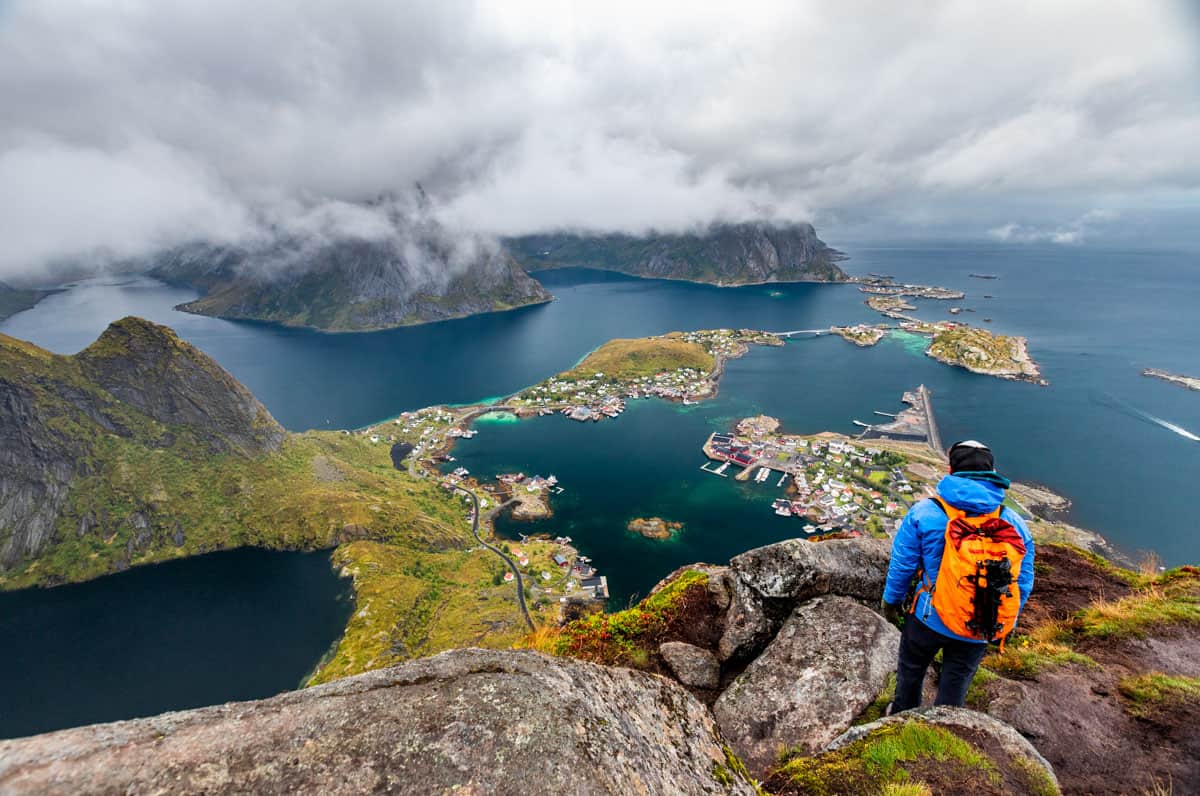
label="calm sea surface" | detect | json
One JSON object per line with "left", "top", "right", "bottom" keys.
{"left": 1, "top": 243, "right": 1197, "bottom": 735}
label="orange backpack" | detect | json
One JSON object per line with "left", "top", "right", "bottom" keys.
{"left": 920, "top": 496, "right": 1027, "bottom": 645}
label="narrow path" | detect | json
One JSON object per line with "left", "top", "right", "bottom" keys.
{"left": 451, "top": 485, "right": 535, "bottom": 631}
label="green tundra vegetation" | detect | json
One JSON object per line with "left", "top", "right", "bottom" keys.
{"left": 567, "top": 335, "right": 716, "bottom": 380}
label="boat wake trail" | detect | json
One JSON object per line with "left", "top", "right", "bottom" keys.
{"left": 1095, "top": 392, "right": 1200, "bottom": 442}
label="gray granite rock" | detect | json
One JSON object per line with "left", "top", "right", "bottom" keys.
{"left": 713, "top": 596, "right": 898, "bottom": 773}
{"left": 660, "top": 641, "right": 721, "bottom": 689}
{"left": 0, "top": 649, "right": 757, "bottom": 796}
{"left": 729, "top": 536, "right": 891, "bottom": 603}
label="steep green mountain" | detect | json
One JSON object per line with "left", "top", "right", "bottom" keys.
{"left": 0, "top": 317, "right": 465, "bottom": 586}
{"left": 0, "top": 281, "right": 57, "bottom": 322}
{"left": 508, "top": 221, "right": 848, "bottom": 286}
{"left": 150, "top": 236, "right": 551, "bottom": 333}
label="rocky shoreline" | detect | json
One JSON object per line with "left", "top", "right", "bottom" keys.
{"left": 1143, "top": 368, "right": 1200, "bottom": 391}
{"left": 926, "top": 330, "right": 1045, "bottom": 385}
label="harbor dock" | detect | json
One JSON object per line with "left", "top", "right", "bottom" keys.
{"left": 854, "top": 384, "right": 945, "bottom": 458}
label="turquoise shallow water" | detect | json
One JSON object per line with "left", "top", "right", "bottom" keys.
{"left": 1, "top": 243, "right": 1197, "bottom": 734}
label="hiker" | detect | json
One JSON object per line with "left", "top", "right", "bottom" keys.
{"left": 881, "top": 439, "right": 1035, "bottom": 712}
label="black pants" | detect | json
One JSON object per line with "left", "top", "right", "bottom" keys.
{"left": 893, "top": 615, "right": 989, "bottom": 712}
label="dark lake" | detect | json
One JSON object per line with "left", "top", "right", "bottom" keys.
{"left": 0, "top": 549, "right": 351, "bottom": 739}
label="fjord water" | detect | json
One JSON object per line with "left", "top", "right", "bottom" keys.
{"left": 1, "top": 244, "right": 1197, "bottom": 732}
{"left": 0, "top": 549, "right": 351, "bottom": 738}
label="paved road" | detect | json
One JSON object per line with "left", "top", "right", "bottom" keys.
{"left": 451, "top": 485, "right": 535, "bottom": 631}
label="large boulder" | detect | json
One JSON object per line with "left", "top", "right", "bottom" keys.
{"left": 660, "top": 641, "right": 721, "bottom": 689}
{"left": 0, "top": 649, "right": 758, "bottom": 796}
{"left": 716, "top": 572, "right": 781, "bottom": 663}
{"left": 729, "top": 536, "right": 891, "bottom": 603}
{"left": 712, "top": 595, "right": 898, "bottom": 774}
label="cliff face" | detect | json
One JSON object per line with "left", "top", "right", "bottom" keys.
{"left": 152, "top": 235, "right": 551, "bottom": 333}
{"left": 508, "top": 222, "right": 849, "bottom": 286}
{"left": 0, "top": 318, "right": 283, "bottom": 569}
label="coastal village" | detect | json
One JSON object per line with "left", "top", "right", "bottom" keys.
{"left": 700, "top": 384, "right": 934, "bottom": 536}
{"left": 350, "top": 311, "right": 1049, "bottom": 624}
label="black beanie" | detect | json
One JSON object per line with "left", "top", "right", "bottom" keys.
{"left": 948, "top": 439, "right": 995, "bottom": 473}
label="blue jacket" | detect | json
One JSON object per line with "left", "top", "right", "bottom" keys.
{"left": 883, "top": 474, "right": 1035, "bottom": 643}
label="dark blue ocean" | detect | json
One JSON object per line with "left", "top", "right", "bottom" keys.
{"left": 1, "top": 243, "right": 1197, "bottom": 736}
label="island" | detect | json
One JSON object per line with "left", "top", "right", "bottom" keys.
{"left": 831, "top": 324, "right": 887, "bottom": 346}
{"left": 926, "top": 325, "right": 1044, "bottom": 384}
{"left": 864, "top": 295, "right": 917, "bottom": 319}
{"left": 1143, "top": 368, "right": 1200, "bottom": 392}
{"left": 626, "top": 517, "right": 683, "bottom": 539}
{"left": 857, "top": 276, "right": 965, "bottom": 300}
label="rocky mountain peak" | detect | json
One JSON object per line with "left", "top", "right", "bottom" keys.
{"left": 77, "top": 317, "right": 283, "bottom": 456}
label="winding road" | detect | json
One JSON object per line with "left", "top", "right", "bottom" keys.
{"left": 451, "top": 485, "right": 535, "bottom": 631}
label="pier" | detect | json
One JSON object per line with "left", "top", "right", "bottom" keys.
{"left": 919, "top": 384, "right": 944, "bottom": 457}
{"left": 854, "top": 384, "right": 944, "bottom": 457}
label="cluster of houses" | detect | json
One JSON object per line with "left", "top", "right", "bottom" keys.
{"left": 497, "top": 472, "right": 563, "bottom": 495}
{"left": 503, "top": 544, "right": 610, "bottom": 601}
{"left": 513, "top": 364, "right": 717, "bottom": 420}
{"left": 707, "top": 427, "right": 921, "bottom": 534}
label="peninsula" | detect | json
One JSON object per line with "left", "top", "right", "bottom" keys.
{"left": 0, "top": 318, "right": 563, "bottom": 683}
{"left": 1144, "top": 368, "right": 1200, "bottom": 392}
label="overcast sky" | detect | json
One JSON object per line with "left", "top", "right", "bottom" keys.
{"left": 1, "top": 1, "right": 1198, "bottom": 279}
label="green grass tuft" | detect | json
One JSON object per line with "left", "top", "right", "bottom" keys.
{"left": 774, "top": 721, "right": 1001, "bottom": 796}
{"left": 1118, "top": 672, "right": 1200, "bottom": 719}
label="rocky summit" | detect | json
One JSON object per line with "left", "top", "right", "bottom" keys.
{"left": 508, "top": 221, "right": 848, "bottom": 286}
{"left": 0, "top": 649, "right": 759, "bottom": 796}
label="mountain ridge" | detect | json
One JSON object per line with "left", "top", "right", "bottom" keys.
{"left": 150, "top": 236, "right": 552, "bottom": 333}
{"left": 508, "top": 221, "right": 848, "bottom": 286}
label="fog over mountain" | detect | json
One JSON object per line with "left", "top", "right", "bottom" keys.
{"left": 1, "top": 1, "right": 1198, "bottom": 281}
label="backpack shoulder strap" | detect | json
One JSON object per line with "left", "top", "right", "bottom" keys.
{"left": 928, "top": 495, "right": 963, "bottom": 522}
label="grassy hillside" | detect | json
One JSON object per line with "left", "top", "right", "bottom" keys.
{"left": 569, "top": 335, "right": 716, "bottom": 380}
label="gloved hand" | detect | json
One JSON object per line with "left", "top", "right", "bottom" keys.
{"left": 881, "top": 601, "right": 903, "bottom": 627}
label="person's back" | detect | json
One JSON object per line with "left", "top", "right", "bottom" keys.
{"left": 881, "top": 440, "right": 1035, "bottom": 712}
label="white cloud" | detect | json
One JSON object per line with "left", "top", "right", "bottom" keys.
{"left": 987, "top": 209, "right": 1120, "bottom": 244}
{"left": 0, "top": 0, "right": 1197, "bottom": 278}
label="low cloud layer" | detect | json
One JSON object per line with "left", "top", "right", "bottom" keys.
{"left": 1, "top": 1, "right": 1197, "bottom": 280}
